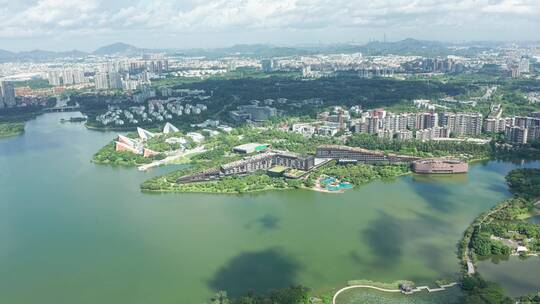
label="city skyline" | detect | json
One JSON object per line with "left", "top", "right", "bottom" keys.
{"left": 0, "top": 0, "right": 539, "bottom": 52}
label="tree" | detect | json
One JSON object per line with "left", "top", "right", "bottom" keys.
{"left": 211, "top": 291, "right": 230, "bottom": 304}
{"left": 462, "top": 275, "right": 512, "bottom": 304}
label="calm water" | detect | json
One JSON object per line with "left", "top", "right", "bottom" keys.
{"left": 478, "top": 256, "right": 540, "bottom": 297}
{"left": 1, "top": 113, "right": 540, "bottom": 304}
{"left": 528, "top": 215, "right": 540, "bottom": 224}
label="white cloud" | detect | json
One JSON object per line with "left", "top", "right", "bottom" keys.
{"left": 0, "top": 0, "right": 538, "bottom": 48}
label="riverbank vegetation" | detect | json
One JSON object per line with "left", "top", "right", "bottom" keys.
{"left": 516, "top": 291, "right": 540, "bottom": 304}
{"left": 0, "top": 122, "right": 24, "bottom": 138}
{"left": 461, "top": 275, "right": 512, "bottom": 304}
{"left": 506, "top": 168, "right": 540, "bottom": 199}
{"left": 209, "top": 285, "right": 314, "bottom": 304}
{"left": 91, "top": 142, "right": 164, "bottom": 166}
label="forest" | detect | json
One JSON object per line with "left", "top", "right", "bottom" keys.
{"left": 506, "top": 168, "right": 540, "bottom": 199}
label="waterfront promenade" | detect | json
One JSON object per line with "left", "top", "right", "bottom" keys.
{"left": 332, "top": 282, "right": 458, "bottom": 304}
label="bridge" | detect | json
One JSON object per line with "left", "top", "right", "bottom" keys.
{"left": 44, "top": 105, "right": 80, "bottom": 113}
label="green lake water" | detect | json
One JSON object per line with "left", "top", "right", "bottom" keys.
{"left": 477, "top": 256, "right": 540, "bottom": 297}
{"left": 1, "top": 112, "right": 540, "bottom": 303}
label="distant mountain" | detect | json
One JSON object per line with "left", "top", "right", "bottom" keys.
{"left": 0, "top": 42, "right": 148, "bottom": 62}
{"left": 93, "top": 42, "right": 148, "bottom": 56}
{"left": 0, "top": 48, "right": 88, "bottom": 62}
{"left": 0, "top": 49, "right": 16, "bottom": 61}
{"left": 19, "top": 49, "right": 89, "bottom": 61}
{"left": 0, "top": 39, "right": 524, "bottom": 63}
{"left": 357, "top": 38, "right": 450, "bottom": 56}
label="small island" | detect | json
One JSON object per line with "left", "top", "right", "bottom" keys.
{"left": 0, "top": 122, "right": 25, "bottom": 138}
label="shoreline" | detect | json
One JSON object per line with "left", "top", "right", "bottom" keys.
{"left": 141, "top": 170, "right": 414, "bottom": 195}
{"left": 85, "top": 123, "right": 138, "bottom": 132}
{"left": 0, "top": 130, "right": 24, "bottom": 138}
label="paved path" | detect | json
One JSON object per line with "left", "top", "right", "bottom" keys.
{"left": 138, "top": 146, "right": 206, "bottom": 171}
{"left": 332, "top": 285, "right": 401, "bottom": 304}
{"left": 332, "top": 283, "right": 458, "bottom": 304}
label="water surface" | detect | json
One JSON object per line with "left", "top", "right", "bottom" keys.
{"left": 1, "top": 113, "right": 539, "bottom": 303}
{"left": 477, "top": 256, "right": 540, "bottom": 297}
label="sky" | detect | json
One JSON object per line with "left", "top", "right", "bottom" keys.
{"left": 0, "top": 0, "right": 539, "bottom": 52}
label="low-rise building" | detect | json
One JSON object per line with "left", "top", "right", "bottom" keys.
{"left": 177, "top": 150, "right": 315, "bottom": 183}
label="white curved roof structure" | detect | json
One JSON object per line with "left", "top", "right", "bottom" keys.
{"left": 137, "top": 127, "right": 156, "bottom": 141}
{"left": 163, "top": 122, "right": 179, "bottom": 134}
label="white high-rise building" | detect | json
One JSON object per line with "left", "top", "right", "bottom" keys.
{"left": 0, "top": 81, "right": 16, "bottom": 107}
{"left": 95, "top": 73, "right": 109, "bottom": 90}
{"left": 441, "top": 112, "right": 482, "bottom": 137}
{"left": 62, "top": 69, "right": 75, "bottom": 85}
{"left": 519, "top": 58, "right": 530, "bottom": 74}
{"left": 72, "top": 69, "right": 86, "bottom": 84}
{"left": 108, "top": 72, "right": 123, "bottom": 90}
{"left": 47, "top": 71, "right": 62, "bottom": 86}
{"left": 0, "top": 86, "right": 4, "bottom": 109}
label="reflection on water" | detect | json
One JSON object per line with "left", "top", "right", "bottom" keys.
{"left": 528, "top": 215, "right": 540, "bottom": 224}
{"left": 411, "top": 173, "right": 468, "bottom": 185}
{"left": 478, "top": 256, "right": 540, "bottom": 297}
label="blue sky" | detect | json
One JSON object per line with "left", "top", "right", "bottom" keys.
{"left": 0, "top": 0, "right": 539, "bottom": 51}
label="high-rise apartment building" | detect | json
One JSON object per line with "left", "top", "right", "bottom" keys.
{"left": 47, "top": 71, "right": 62, "bottom": 86}
{"left": 505, "top": 126, "right": 528, "bottom": 144}
{"left": 484, "top": 117, "right": 507, "bottom": 133}
{"left": 441, "top": 113, "right": 482, "bottom": 137}
{"left": 108, "top": 72, "right": 123, "bottom": 90}
{"left": 95, "top": 73, "right": 109, "bottom": 90}
{"left": 72, "top": 69, "right": 86, "bottom": 84}
{"left": 0, "top": 81, "right": 16, "bottom": 107}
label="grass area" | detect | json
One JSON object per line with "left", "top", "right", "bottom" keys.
{"left": 346, "top": 279, "right": 413, "bottom": 290}
{"left": 268, "top": 165, "right": 288, "bottom": 174}
{"left": 169, "top": 153, "right": 201, "bottom": 165}
{"left": 0, "top": 122, "right": 25, "bottom": 138}
{"left": 13, "top": 78, "right": 52, "bottom": 89}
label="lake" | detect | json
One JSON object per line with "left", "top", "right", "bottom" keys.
{"left": 1, "top": 112, "right": 539, "bottom": 303}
